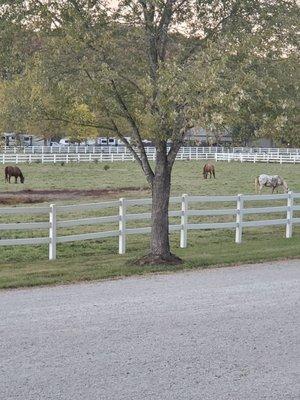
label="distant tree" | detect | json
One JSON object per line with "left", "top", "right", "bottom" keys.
{"left": 1, "top": 0, "right": 299, "bottom": 263}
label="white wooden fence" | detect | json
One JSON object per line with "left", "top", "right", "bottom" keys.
{"left": 1, "top": 150, "right": 300, "bottom": 164}
{"left": 2, "top": 145, "right": 300, "bottom": 155}
{"left": 1, "top": 192, "right": 299, "bottom": 260}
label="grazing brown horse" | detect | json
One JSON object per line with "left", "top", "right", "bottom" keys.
{"left": 4, "top": 166, "right": 25, "bottom": 183}
{"left": 203, "top": 163, "right": 216, "bottom": 179}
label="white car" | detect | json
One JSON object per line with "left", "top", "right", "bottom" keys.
{"left": 59, "top": 138, "right": 71, "bottom": 146}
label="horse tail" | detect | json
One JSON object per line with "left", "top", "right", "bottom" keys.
{"left": 254, "top": 177, "right": 259, "bottom": 193}
{"left": 4, "top": 166, "right": 8, "bottom": 182}
{"left": 282, "top": 179, "right": 289, "bottom": 193}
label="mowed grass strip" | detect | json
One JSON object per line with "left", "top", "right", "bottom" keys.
{"left": 0, "top": 161, "right": 300, "bottom": 289}
{"left": 0, "top": 231, "right": 299, "bottom": 289}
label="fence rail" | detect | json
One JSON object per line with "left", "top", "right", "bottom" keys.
{"left": 1, "top": 192, "right": 299, "bottom": 260}
{"left": 1, "top": 150, "right": 300, "bottom": 164}
{"left": 2, "top": 145, "right": 300, "bottom": 155}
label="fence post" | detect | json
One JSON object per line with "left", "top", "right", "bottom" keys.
{"left": 180, "top": 194, "right": 188, "bottom": 248}
{"left": 119, "top": 198, "right": 126, "bottom": 254}
{"left": 286, "top": 191, "right": 294, "bottom": 238}
{"left": 49, "top": 204, "right": 57, "bottom": 260}
{"left": 235, "top": 194, "right": 244, "bottom": 244}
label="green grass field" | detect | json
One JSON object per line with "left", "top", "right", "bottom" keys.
{"left": 0, "top": 160, "right": 299, "bottom": 289}
{"left": 1, "top": 160, "right": 299, "bottom": 195}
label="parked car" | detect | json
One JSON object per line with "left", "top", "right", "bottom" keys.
{"left": 59, "top": 138, "right": 71, "bottom": 146}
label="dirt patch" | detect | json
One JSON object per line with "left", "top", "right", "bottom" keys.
{"left": 0, "top": 186, "right": 150, "bottom": 205}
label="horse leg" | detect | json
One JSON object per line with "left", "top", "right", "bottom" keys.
{"left": 213, "top": 170, "right": 216, "bottom": 179}
{"left": 15, "top": 176, "right": 17, "bottom": 183}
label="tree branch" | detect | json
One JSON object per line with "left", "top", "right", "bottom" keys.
{"left": 73, "top": 69, "right": 153, "bottom": 183}
{"left": 110, "top": 79, "right": 154, "bottom": 183}
{"left": 40, "top": 115, "right": 114, "bottom": 131}
{"left": 167, "top": 108, "right": 193, "bottom": 167}
{"left": 157, "top": 0, "right": 175, "bottom": 61}
{"left": 180, "top": 3, "right": 241, "bottom": 64}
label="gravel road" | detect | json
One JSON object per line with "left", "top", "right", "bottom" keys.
{"left": 0, "top": 260, "right": 299, "bottom": 400}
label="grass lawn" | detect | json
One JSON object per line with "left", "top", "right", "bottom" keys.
{"left": 0, "top": 160, "right": 299, "bottom": 289}
{"left": 1, "top": 159, "right": 300, "bottom": 195}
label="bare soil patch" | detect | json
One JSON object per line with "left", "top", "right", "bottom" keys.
{"left": 0, "top": 186, "right": 150, "bottom": 205}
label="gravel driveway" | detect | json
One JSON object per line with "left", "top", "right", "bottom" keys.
{"left": 0, "top": 259, "right": 299, "bottom": 400}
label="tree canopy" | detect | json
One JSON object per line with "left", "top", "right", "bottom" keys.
{"left": 1, "top": 1, "right": 299, "bottom": 147}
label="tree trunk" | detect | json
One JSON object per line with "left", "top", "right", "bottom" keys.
{"left": 137, "top": 144, "right": 182, "bottom": 265}
{"left": 150, "top": 163, "right": 171, "bottom": 258}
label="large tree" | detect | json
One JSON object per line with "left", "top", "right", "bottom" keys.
{"left": 1, "top": 0, "right": 299, "bottom": 263}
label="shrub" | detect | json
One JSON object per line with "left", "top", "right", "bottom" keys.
{"left": 103, "top": 164, "right": 110, "bottom": 171}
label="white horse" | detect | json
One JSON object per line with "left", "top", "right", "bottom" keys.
{"left": 255, "top": 174, "right": 289, "bottom": 194}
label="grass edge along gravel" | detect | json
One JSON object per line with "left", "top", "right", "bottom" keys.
{"left": 0, "top": 235, "right": 299, "bottom": 290}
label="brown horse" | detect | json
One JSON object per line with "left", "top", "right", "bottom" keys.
{"left": 4, "top": 166, "right": 25, "bottom": 183}
{"left": 203, "top": 163, "right": 216, "bottom": 179}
